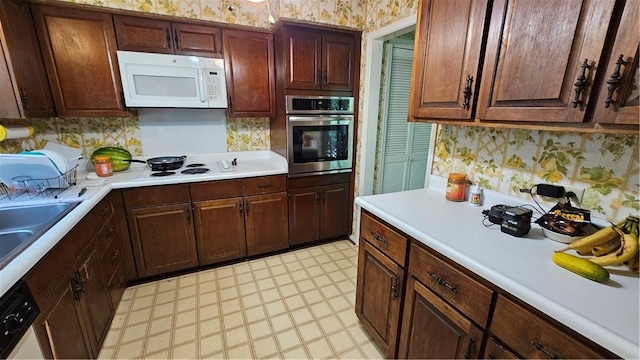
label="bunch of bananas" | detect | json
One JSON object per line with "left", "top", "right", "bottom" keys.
{"left": 552, "top": 216, "right": 639, "bottom": 282}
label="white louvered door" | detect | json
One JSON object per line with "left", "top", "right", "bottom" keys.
{"left": 377, "top": 41, "right": 432, "bottom": 194}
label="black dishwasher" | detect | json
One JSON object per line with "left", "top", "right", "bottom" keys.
{"left": 0, "top": 281, "right": 39, "bottom": 358}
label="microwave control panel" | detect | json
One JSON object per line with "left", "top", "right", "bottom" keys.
{"left": 207, "top": 71, "right": 223, "bottom": 101}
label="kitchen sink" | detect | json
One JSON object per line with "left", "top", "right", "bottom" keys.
{"left": 0, "top": 201, "right": 81, "bottom": 269}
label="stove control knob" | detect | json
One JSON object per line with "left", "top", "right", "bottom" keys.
{"left": 2, "top": 314, "right": 23, "bottom": 335}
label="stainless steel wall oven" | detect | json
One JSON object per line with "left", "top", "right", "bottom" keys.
{"left": 286, "top": 95, "right": 354, "bottom": 176}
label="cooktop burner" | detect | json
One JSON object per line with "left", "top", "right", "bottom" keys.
{"left": 151, "top": 171, "right": 176, "bottom": 177}
{"left": 181, "top": 168, "right": 210, "bottom": 175}
{"left": 186, "top": 163, "right": 205, "bottom": 168}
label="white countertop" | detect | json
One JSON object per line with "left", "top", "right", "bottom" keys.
{"left": 0, "top": 150, "right": 287, "bottom": 297}
{"left": 355, "top": 176, "right": 639, "bottom": 359}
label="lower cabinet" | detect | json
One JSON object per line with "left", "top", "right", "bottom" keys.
{"left": 398, "top": 276, "right": 483, "bottom": 359}
{"left": 34, "top": 269, "right": 93, "bottom": 359}
{"left": 193, "top": 197, "right": 247, "bottom": 265}
{"left": 125, "top": 175, "right": 289, "bottom": 277}
{"left": 355, "top": 210, "right": 408, "bottom": 358}
{"left": 356, "top": 211, "right": 616, "bottom": 359}
{"left": 27, "top": 195, "right": 121, "bottom": 359}
{"left": 244, "top": 192, "right": 289, "bottom": 256}
{"left": 127, "top": 202, "right": 198, "bottom": 277}
{"left": 489, "top": 295, "right": 612, "bottom": 359}
{"left": 288, "top": 174, "right": 350, "bottom": 246}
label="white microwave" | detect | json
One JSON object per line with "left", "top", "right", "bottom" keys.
{"left": 116, "top": 50, "right": 228, "bottom": 108}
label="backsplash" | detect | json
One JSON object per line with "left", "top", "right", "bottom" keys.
{"left": 0, "top": 116, "right": 269, "bottom": 156}
{"left": 432, "top": 126, "right": 639, "bottom": 222}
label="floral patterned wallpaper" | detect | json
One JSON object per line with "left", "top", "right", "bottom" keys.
{"left": 0, "top": 0, "right": 637, "bottom": 223}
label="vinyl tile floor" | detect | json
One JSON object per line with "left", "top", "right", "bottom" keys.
{"left": 98, "top": 240, "right": 385, "bottom": 359}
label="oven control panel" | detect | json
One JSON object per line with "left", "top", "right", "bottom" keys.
{"left": 286, "top": 95, "right": 354, "bottom": 114}
{"left": 0, "top": 281, "right": 39, "bottom": 358}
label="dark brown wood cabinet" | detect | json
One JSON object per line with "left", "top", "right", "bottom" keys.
{"left": 113, "top": 15, "right": 223, "bottom": 57}
{"left": 477, "top": 0, "right": 616, "bottom": 123}
{"left": 592, "top": 0, "right": 639, "bottom": 127}
{"left": 124, "top": 185, "right": 198, "bottom": 278}
{"left": 245, "top": 192, "right": 289, "bottom": 256}
{"left": 28, "top": 195, "right": 120, "bottom": 359}
{"left": 222, "top": 28, "right": 276, "bottom": 117}
{"left": 0, "top": 0, "right": 55, "bottom": 118}
{"left": 275, "top": 23, "right": 359, "bottom": 92}
{"left": 34, "top": 269, "right": 93, "bottom": 359}
{"left": 489, "top": 295, "right": 613, "bottom": 359}
{"left": 193, "top": 196, "right": 247, "bottom": 265}
{"left": 355, "top": 211, "right": 408, "bottom": 358}
{"left": 31, "top": 4, "right": 128, "bottom": 117}
{"left": 398, "top": 276, "right": 483, "bottom": 359}
{"left": 355, "top": 210, "right": 617, "bottom": 359}
{"left": 409, "top": 0, "right": 488, "bottom": 120}
{"left": 288, "top": 182, "right": 349, "bottom": 246}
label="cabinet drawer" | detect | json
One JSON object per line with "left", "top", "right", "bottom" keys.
{"left": 123, "top": 184, "right": 190, "bottom": 208}
{"left": 242, "top": 175, "right": 286, "bottom": 195}
{"left": 96, "top": 216, "right": 117, "bottom": 257}
{"left": 408, "top": 242, "right": 493, "bottom": 327}
{"left": 190, "top": 179, "right": 243, "bottom": 201}
{"left": 88, "top": 196, "right": 113, "bottom": 226}
{"left": 491, "top": 295, "right": 609, "bottom": 359}
{"left": 359, "top": 211, "right": 407, "bottom": 265}
{"left": 100, "top": 232, "right": 122, "bottom": 284}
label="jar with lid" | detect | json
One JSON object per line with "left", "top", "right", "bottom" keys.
{"left": 446, "top": 173, "right": 467, "bottom": 202}
{"left": 94, "top": 155, "right": 113, "bottom": 177}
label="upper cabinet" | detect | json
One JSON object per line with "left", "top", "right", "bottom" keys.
{"left": 222, "top": 28, "right": 276, "bottom": 117}
{"left": 31, "top": 5, "right": 129, "bottom": 117}
{"left": 409, "top": 0, "right": 488, "bottom": 120}
{"left": 0, "top": 0, "right": 55, "bottom": 118}
{"left": 275, "top": 23, "right": 360, "bottom": 93}
{"left": 410, "top": 0, "right": 637, "bottom": 132}
{"left": 113, "top": 15, "right": 223, "bottom": 58}
{"left": 476, "top": 0, "right": 615, "bottom": 123}
{"left": 592, "top": 0, "right": 639, "bottom": 126}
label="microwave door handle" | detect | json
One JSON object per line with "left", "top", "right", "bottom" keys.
{"left": 199, "top": 68, "right": 207, "bottom": 103}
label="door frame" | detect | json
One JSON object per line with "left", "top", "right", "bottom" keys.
{"left": 358, "top": 14, "right": 437, "bottom": 198}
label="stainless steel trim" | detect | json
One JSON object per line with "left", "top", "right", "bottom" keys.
{"left": 286, "top": 114, "right": 353, "bottom": 175}
{"left": 285, "top": 95, "right": 354, "bottom": 114}
{"left": 287, "top": 168, "right": 352, "bottom": 178}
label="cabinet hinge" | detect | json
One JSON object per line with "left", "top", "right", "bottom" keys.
{"left": 391, "top": 276, "right": 399, "bottom": 299}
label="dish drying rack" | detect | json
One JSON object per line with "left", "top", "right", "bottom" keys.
{"left": 0, "top": 165, "right": 78, "bottom": 201}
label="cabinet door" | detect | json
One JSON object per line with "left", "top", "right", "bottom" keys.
{"left": 223, "top": 29, "right": 275, "bottom": 117}
{"left": 193, "top": 197, "right": 247, "bottom": 265}
{"left": 319, "top": 183, "right": 349, "bottom": 239}
{"left": 0, "top": 40, "right": 19, "bottom": 118}
{"left": 77, "top": 247, "right": 113, "bottom": 352}
{"left": 31, "top": 5, "right": 129, "bottom": 117}
{"left": 128, "top": 203, "right": 198, "bottom": 277}
{"left": 355, "top": 241, "right": 404, "bottom": 358}
{"left": 113, "top": 15, "right": 173, "bottom": 54}
{"left": 288, "top": 187, "right": 320, "bottom": 246}
{"left": 322, "top": 33, "right": 356, "bottom": 91}
{"left": 0, "top": 0, "right": 55, "bottom": 118}
{"left": 409, "top": 0, "right": 487, "bottom": 120}
{"left": 476, "top": 0, "right": 616, "bottom": 123}
{"left": 285, "top": 29, "right": 322, "bottom": 90}
{"left": 398, "top": 276, "right": 484, "bottom": 359}
{"left": 244, "top": 192, "right": 289, "bottom": 256}
{"left": 172, "top": 22, "right": 222, "bottom": 57}
{"left": 34, "top": 273, "right": 93, "bottom": 359}
{"left": 593, "top": 0, "right": 639, "bottom": 126}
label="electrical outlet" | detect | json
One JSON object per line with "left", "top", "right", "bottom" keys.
{"left": 563, "top": 185, "right": 585, "bottom": 204}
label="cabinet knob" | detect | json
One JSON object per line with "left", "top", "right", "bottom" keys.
{"left": 174, "top": 29, "right": 180, "bottom": 50}
{"left": 370, "top": 231, "right": 388, "bottom": 245}
{"left": 166, "top": 28, "right": 172, "bottom": 50}
{"left": 604, "top": 54, "right": 627, "bottom": 108}
{"left": 463, "top": 338, "right": 475, "bottom": 359}
{"left": 20, "top": 88, "right": 30, "bottom": 109}
{"left": 428, "top": 271, "right": 457, "bottom": 293}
